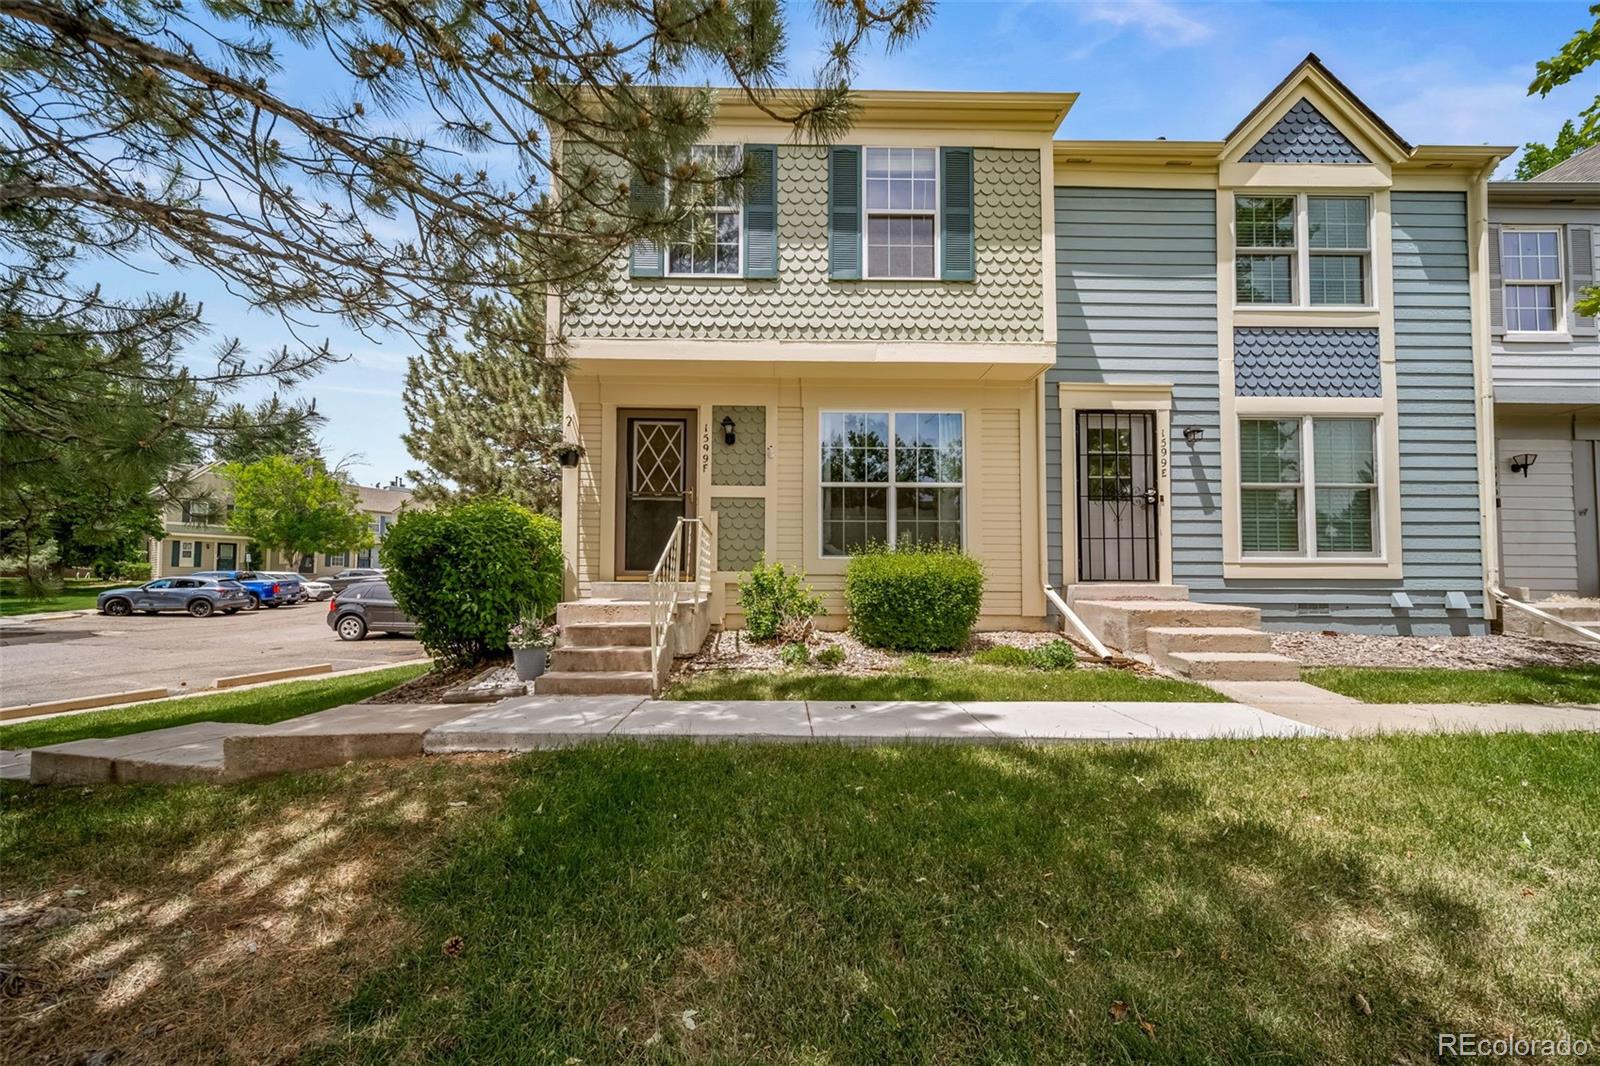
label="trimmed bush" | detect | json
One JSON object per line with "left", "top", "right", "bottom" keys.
{"left": 738, "top": 557, "right": 823, "bottom": 643}
{"left": 382, "top": 498, "right": 563, "bottom": 665}
{"left": 972, "top": 645, "right": 1033, "bottom": 668}
{"left": 844, "top": 545, "right": 984, "bottom": 652}
{"left": 1031, "top": 639, "right": 1078, "bottom": 671}
{"left": 779, "top": 641, "right": 810, "bottom": 667}
{"left": 815, "top": 644, "right": 846, "bottom": 669}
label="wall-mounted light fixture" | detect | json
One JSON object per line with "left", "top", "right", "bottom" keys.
{"left": 1509, "top": 453, "right": 1538, "bottom": 477}
{"left": 1182, "top": 426, "right": 1204, "bottom": 446}
{"left": 556, "top": 443, "right": 584, "bottom": 468}
{"left": 721, "top": 415, "right": 736, "bottom": 446}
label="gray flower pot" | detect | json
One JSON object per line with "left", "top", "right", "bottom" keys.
{"left": 513, "top": 646, "right": 549, "bottom": 681}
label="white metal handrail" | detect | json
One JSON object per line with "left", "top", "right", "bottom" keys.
{"left": 1491, "top": 587, "right": 1600, "bottom": 645}
{"left": 648, "top": 517, "right": 713, "bottom": 683}
{"left": 1043, "top": 583, "right": 1112, "bottom": 660}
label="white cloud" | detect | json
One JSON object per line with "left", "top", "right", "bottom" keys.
{"left": 1077, "top": 0, "right": 1214, "bottom": 47}
{"left": 315, "top": 382, "right": 404, "bottom": 399}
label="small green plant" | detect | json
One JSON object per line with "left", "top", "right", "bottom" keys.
{"left": 739, "top": 557, "right": 824, "bottom": 643}
{"left": 507, "top": 615, "right": 554, "bottom": 649}
{"left": 815, "top": 644, "right": 846, "bottom": 669}
{"left": 780, "top": 641, "right": 811, "bottom": 667}
{"left": 1030, "top": 640, "right": 1077, "bottom": 671}
{"left": 972, "top": 645, "right": 1033, "bottom": 668}
{"left": 844, "top": 544, "right": 984, "bottom": 651}
{"left": 902, "top": 652, "right": 933, "bottom": 672}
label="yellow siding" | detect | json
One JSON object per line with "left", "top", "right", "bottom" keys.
{"left": 776, "top": 406, "right": 805, "bottom": 562}
{"left": 980, "top": 408, "right": 1024, "bottom": 614}
{"left": 577, "top": 400, "right": 603, "bottom": 595}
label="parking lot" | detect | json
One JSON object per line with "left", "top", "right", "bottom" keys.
{"left": 0, "top": 602, "right": 427, "bottom": 709}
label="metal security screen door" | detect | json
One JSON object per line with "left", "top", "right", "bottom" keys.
{"left": 1076, "top": 410, "right": 1159, "bottom": 582}
{"left": 622, "top": 414, "right": 693, "bottom": 574}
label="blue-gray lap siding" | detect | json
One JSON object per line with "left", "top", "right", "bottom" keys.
{"left": 1050, "top": 187, "right": 1486, "bottom": 633}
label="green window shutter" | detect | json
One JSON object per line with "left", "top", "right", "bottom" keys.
{"left": 940, "top": 147, "right": 975, "bottom": 281}
{"left": 170, "top": 540, "right": 180, "bottom": 567}
{"left": 628, "top": 169, "right": 665, "bottom": 277}
{"left": 742, "top": 144, "right": 778, "bottom": 279}
{"left": 1487, "top": 223, "right": 1503, "bottom": 337}
{"left": 828, "top": 146, "right": 862, "bottom": 280}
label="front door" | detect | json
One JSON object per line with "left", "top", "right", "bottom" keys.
{"left": 1075, "top": 410, "right": 1159, "bottom": 582}
{"left": 618, "top": 410, "right": 695, "bottom": 575}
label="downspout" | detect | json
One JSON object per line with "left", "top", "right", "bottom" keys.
{"left": 1469, "top": 159, "right": 1504, "bottom": 620}
{"left": 1043, "top": 583, "right": 1111, "bottom": 660}
{"left": 1490, "top": 587, "right": 1600, "bottom": 644}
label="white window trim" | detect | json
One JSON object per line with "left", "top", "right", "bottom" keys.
{"left": 817, "top": 409, "right": 967, "bottom": 557}
{"left": 1237, "top": 414, "right": 1385, "bottom": 562}
{"left": 1234, "top": 192, "right": 1374, "bottom": 311}
{"left": 179, "top": 541, "right": 195, "bottom": 564}
{"left": 664, "top": 144, "right": 743, "bottom": 279}
{"left": 1500, "top": 225, "right": 1567, "bottom": 336}
{"left": 862, "top": 147, "right": 941, "bottom": 281}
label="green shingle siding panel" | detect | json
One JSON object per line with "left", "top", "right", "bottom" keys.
{"left": 712, "top": 498, "right": 765, "bottom": 571}
{"left": 566, "top": 147, "right": 1044, "bottom": 343}
{"left": 712, "top": 405, "right": 766, "bottom": 487}
{"left": 1241, "top": 99, "right": 1370, "bottom": 164}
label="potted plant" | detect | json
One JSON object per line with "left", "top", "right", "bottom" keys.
{"left": 508, "top": 616, "right": 554, "bottom": 681}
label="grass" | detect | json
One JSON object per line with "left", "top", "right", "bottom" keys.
{"left": 1306, "top": 664, "right": 1600, "bottom": 706}
{"left": 666, "top": 661, "right": 1224, "bottom": 702}
{"left": 0, "top": 577, "right": 120, "bottom": 617}
{"left": 0, "top": 663, "right": 430, "bottom": 749}
{"left": 5, "top": 735, "right": 1599, "bottom": 1063}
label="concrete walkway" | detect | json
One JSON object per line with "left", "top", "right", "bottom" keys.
{"left": 1207, "top": 680, "right": 1600, "bottom": 735}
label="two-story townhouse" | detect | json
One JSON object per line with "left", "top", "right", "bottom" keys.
{"left": 1486, "top": 153, "right": 1600, "bottom": 600}
{"left": 149, "top": 467, "right": 414, "bottom": 578}
{"left": 1049, "top": 55, "right": 1509, "bottom": 637}
{"left": 552, "top": 90, "right": 1071, "bottom": 633}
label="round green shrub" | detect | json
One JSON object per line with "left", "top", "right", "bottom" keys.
{"left": 844, "top": 545, "right": 984, "bottom": 652}
{"left": 972, "top": 645, "right": 1033, "bottom": 668}
{"left": 815, "top": 644, "right": 846, "bottom": 669}
{"left": 779, "top": 641, "right": 810, "bottom": 667}
{"left": 382, "top": 498, "right": 563, "bottom": 666}
{"left": 1030, "top": 639, "right": 1078, "bottom": 671}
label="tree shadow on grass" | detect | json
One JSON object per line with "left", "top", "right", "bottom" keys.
{"left": 315, "top": 738, "right": 1598, "bottom": 1064}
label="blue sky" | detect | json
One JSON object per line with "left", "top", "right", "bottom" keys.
{"left": 173, "top": 1, "right": 1596, "bottom": 485}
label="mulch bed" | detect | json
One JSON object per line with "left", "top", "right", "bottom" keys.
{"left": 1272, "top": 631, "right": 1600, "bottom": 670}
{"left": 364, "top": 660, "right": 504, "bottom": 703}
{"left": 678, "top": 628, "right": 1114, "bottom": 677}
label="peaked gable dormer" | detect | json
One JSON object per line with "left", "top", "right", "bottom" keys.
{"left": 1241, "top": 98, "right": 1369, "bottom": 164}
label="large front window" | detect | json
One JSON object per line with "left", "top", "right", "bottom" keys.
{"left": 820, "top": 411, "right": 963, "bottom": 555}
{"left": 864, "top": 147, "right": 937, "bottom": 279}
{"left": 1240, "top": 416, "right": 1378, "bottom": 557}
{"left": 1235, "top": 194, "right": 1371, "bottom": 307}
{"left": 1501, "top": 228, "right": 1563, "bottom": 332}
{"left": 667, "top": 144, "right": 741, "bottom": 277}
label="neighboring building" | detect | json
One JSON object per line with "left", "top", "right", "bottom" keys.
{"left": 552, "top": 55, "right": 1514, "bottom": 637}
{"left": 148, "top": 467, "right": 413, "bottom": 578}
{"left": 1487, "top": 161, "right": 1600, "bottom": 599}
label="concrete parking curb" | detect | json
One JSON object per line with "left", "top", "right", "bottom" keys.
{"left": 1, "top": 687, "right": 171, "bottom": 722}
{"left": 216, "top": 663, "right": 332, "bottom": 688}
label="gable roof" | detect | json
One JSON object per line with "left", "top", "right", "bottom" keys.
{"left": 1240, "top": 98, "right": 1370, "bottom": 164}
{"left": 1225, "top": 52, "right": 1413, "bottom": 156}
{"left": 1529, "top": 145, "right": 1600, "bottom": 182}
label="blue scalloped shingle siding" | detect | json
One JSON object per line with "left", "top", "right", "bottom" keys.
{"left": 1234, "top": 327, "right": 1381, "bottom": 397}
{"left": 1241, "top": 99, "right": 1369, "bottom": 164}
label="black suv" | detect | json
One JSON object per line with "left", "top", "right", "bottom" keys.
{"left": 325, "top": 580, "right": 417, "bottom": 641}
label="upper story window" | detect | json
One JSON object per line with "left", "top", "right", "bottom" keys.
{"left": 1501, "top": 228, "right": 1564, "bottom": 333}
{"left": 864, "top": 148, "right": 937, "bottom": 279}
{"left": 666, "top": 144, "right": 742, "bottom": 277}
{"left": 1235, "top": 194, "right": 1371, "bottom": 308}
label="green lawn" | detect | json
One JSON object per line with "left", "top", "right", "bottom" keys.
{"left": 0, "top": 663, "right": 430, "bottom": 749}
{"left": 666, "top": 662, "right": 1225, "bottom": 702}
{"left": 1306, "top": 664, "right": 1600, "bottom": 706}
{"left": 0, "top": 578, "right": 118, "bottom": 617}
{"left": 4, "top": 735, "right": 1598, "bottom": 1063}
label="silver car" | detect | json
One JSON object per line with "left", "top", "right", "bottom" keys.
{"left": 97, "top": 578, "right": 249, "bottom": 618}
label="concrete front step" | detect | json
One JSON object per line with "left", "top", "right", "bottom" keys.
{"left": 1163, "top": 651, "right": 1300, "bottom": 681}
{"left": 559, "top": 621, "right": 652, "bottom": 648}
{"left": 534, "top": 670, "right": 655, "bottom": 696}
{"left": 1072, "top": 599, "right": 1262, "bottom": 653}
{"left": 557, "top": 599, "right": 650, "bottom": 626}
{"left": 1145, "top": 626, "right": 1273, "bottom": 656}
{"left": 587, "top": 580, "right": 697, "bottom": 600}
{"left": 551, "top": 645, "right": 652, "bottom": 672}
{"left": 1065, "top": 583, "right": 1189, "bottom": 604}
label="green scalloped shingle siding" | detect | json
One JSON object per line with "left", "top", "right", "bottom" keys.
{"left": 712, "top": 497, "right": 765, "bottom": 572}
{"left": 565, "top": 147, "right": 1044, "bottom": 342}
{"left": 712, "top": 405, "right": 766, "bottom": 486}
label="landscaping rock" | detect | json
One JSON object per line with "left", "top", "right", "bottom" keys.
{"left": 1272, "top": 632, "right": 1600, "bottom": 670}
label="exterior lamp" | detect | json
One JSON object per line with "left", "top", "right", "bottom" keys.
{"left": 556, "top": 443, "right": 584, "bottom": 468}
{"left": 721, "top": 415, "right": 736, "bottom": 445}
{"left": 1182, "top": 426, "right": 1204, "bottom": 446}
{"left": 1509, "top": 453, "right": 1538, "bottom": 477}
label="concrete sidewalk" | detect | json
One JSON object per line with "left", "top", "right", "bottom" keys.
{"left": 1207, "top": 680, "right": 1600, "bottom": 735}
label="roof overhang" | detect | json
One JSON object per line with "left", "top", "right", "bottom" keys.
{"left": 1489, "top": 179, "right": 1600, "bottom": 205}
{"left": 711, "top": 88, "right": 1077, "bottom": 133}
{"left": 1053, "top": 140, "right": 1221, "bottom": 170}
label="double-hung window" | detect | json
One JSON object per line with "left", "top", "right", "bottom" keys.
{"left": 1235, "top": 194, "right": 1371, "bottom": 307}
{"left": 1240, "top": 416, "right": 1379, "bottom": 558}
{"left": 820, "top": 411, "right": 964, "bottom": 555}
{"left": 666, "top": 144, "right": 742, "bottom": 277}
{"left": 864, "top": 148, "right": 937, "bottom": 279}
{"left": 1501, "top": 228, "right": 1564, "bottom": 332}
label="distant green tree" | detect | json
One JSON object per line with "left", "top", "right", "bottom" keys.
{"left": 211, "top": 399, "right": 327, "bottom": 465}
{"left": 221, "top": 455, "right": 373, "bottom": 565}
{"left": 1514, "top": 120, "right": 1600, "bottom": 180}
{"left": 403, "top": 298, "right": 562, "bottom": 514}
{"left": 1529, "top": 3, "right": 1600, "bottom": 316}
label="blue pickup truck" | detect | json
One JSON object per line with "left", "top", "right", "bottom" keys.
{"left": 192, "top": 570, "right": 302, "bottom": 611}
